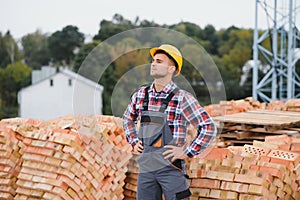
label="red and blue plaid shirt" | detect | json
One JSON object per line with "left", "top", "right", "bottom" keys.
{"left": 123, "top": 81, "right": 217, "bottom": 158}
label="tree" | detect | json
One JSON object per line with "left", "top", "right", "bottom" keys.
{"left": 0, "top": 31, "right": 21, "bottom": 68}
{"left": 48, "top": 25, "right": 85, "bottom": 65}
{"left": 93, "top": 14, "right": 135, "bottom": 42}
{"left": 221, "top": 29, "right": 253, "bottom": 79}
{"left": 73, "top": 40, "right": 101, "bottom": 72}
{"left": 21, "top": 30, "right": 50, "bottom": 69}
{"left": 198, "top": 24, "right": 219, "bottom": 54}
{"left": 0, "top": 61, "right": 31, "bottom": 118}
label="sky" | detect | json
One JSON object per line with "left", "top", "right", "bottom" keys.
{"left": 0, "top": 0, "right": 298, "bottom": 40}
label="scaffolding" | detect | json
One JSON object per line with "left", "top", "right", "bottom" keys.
{"left": 253, "top": 0, "right": 300, "bottom": 102}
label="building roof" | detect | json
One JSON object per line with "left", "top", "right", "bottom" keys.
{"left": 19, "top": 66, "right": 104, "bottom": 93}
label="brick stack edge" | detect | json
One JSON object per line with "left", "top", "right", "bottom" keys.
{"left": 0, "top": 115, "right": 132, "bottom": 200}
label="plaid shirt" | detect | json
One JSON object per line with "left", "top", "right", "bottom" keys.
{"left": 123, "top": 81, "right": 217, "bottom": 158}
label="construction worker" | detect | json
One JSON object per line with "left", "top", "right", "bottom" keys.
{"left": 123, "top": 44, "right": 217, "bottom": 200}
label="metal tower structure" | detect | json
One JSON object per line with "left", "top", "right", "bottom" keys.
{"left": 253, "top": 0, "right": 300, "bottom": 102}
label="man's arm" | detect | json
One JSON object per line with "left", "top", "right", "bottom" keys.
{"left": 123, "top": 91, "right": 140, "bottom": 149}
{"left": 181, "top": 92, "right": 217, "bottom": 158}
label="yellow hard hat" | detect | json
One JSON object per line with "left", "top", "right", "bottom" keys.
{"left": 150, "top": 44, "right": 183, "bottom": 76}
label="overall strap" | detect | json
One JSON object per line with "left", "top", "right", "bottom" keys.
{"left": 142, "top": 86, "right": 151, "bottom": 111}
{"left": 159, "top": 87, "right": 179, "bottom": 112}
{"left": 142, "top": 86, "right": 179, "bottom": 112}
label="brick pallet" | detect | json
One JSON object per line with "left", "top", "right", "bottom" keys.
{"left": 0, "top": 115, "right": 132, "bottom": 200}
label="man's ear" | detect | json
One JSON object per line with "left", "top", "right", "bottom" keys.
{"left": 169, "top": 65, "right": 176, "bottom": 74}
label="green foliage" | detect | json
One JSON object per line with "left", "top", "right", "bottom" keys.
{"left": 94, "top": 14, "right": 135, "bottom": 42}
{"left": 0, "top": 31, "right": 21, "bottom": 68}
{"left": 0, "top": 61, "right": 31, "bottom": 118}
{"left": 48, "top": 25, "right": 85, "bottom": 65}
{"left": 21, "top": 30, "right": 50, "bottom": 69}
{"left": 73, "top": 40, "right": 101, "bottom": 72}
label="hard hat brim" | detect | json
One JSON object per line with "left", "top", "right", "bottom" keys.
{"left": 149, "top": 47, "right": 160, "bottom": 58}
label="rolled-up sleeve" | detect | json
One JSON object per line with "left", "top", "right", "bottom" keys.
{"left": 181, "top": 92, "right": 217, "bottom": 157}
{"left": 123, "top": 92, "right": 139, "bottom": 148}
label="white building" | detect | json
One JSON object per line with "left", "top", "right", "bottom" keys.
{"left": 18, "top": 66, "right": 104, "bottom": 120}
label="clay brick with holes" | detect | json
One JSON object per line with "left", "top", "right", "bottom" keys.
{"left": 242, "top": 144, "right": 271, "bottom": 157}
{"left": 268, "top": 149, "right": 300, "bottom": 167}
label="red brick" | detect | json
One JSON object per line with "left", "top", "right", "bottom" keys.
{"left": 249, "top": 164, "right": 259, "bottom": 171}
{"left": 291, "top": 143, "right": 300, "bottom": 152}
{"left": 265, "top": 134, "right": 291, "bottom": 144}
{"left": 202, "top": 148, "right": 230, "bottom": 160}
{"left": 221, "top": 158, "right": 242, "bottom": 169}
{"left": 276, "top": 188, "right": 287, "bottom": 199}
{"left": 234, "top": 174, "right": 268, "bottom": 185}
{"left": 260, "top": 155, "right": 270, "bottom": 162}
{"left": 283, "top": 183, "right": 293, "bottom": 196}
{"left": 220, "top": 181, "right": 249, "bottom": 193}
{"left": 204, "top": 170, "right": 235, "bottom": 181}
{"left": 24, "top": 146, "right": 54, "bottom": 157}
{"left": 190, "top": 178, "right": 220, "bottom": 189}
{"left": 259, "top": 165, "right": 284, "bottom": 179}
{"left": 273, "top": 177, "right": 284, "bottom": 188}
{"left": 220, "top": 190, "right": 239, "bottom": 199}
{"left": 248, "top": 184, "right": 270, "bottom": 196}
{"left": 0, "top": 193, "right": 14, "bottom": 200}
{"left": 208, "top": 189, "right": 221, "bottom": 199}
{"left": 58, "top": 175, "right": 80, "bottom": 193}
{"left": 278, "top": 143, "right": 291, "bottom": 151}
{"left": 188, "top": 169, "right": 204, "bottom": 178}
{"left": 52, "top": 186, "right": 73, "bottom": 200}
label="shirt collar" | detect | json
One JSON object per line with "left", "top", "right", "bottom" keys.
{"left": 149, "top": 81, "right": 177, "bottom": 94}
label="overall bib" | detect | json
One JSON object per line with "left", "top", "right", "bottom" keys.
{"left": 136, "top": 86, "right": 191, "bottom": 200}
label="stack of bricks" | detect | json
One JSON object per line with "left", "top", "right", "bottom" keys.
{"left": 265, "top": 100, "right": 286, "bottom": 111}
{"left": 187, "top": 136, "right": 300, "bottom": 200}
{"left": 203, "top": 97, "right": 300, "bottom": 117}
{"left": 0, "top": 118, "right": 27, "bottom": 199}
{"left": 0, "top": 115, "right": 132, "bottom": 200}
{"left": 204, "top": 97, "right": 265, "bottom": 117}
{"left": 285, "top": 99, "right": 300, "bottom": 112}
{"left": 123, "top": 155, "right": 138, "bottom": 200}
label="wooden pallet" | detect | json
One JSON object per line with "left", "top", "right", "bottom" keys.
{"left": 214, "top": 110, "right": 300, "bottom": 147}
{"left": 214, "top": 110, "right": 300, "bottom": 132}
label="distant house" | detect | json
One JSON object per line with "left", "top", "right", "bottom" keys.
{"left": 18, "top": 66, "right": 104, "bottom": 120}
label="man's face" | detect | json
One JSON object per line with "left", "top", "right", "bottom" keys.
{"left": 150, "top": 53, "right": 175, "bottom": 79}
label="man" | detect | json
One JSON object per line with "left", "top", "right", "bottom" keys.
{"left": 123, "top": 44, "right": 217, "bottom": 200}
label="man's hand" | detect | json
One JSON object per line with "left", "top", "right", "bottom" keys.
{"left": 162, "top": 145, "right": 188, "bottom": 162}
{"left": 133, "top": 140, "right": 144, "bottom": 155}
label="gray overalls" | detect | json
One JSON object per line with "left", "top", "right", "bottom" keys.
{"left": 136, "top": 86, "right": 191, "bottom": 200}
